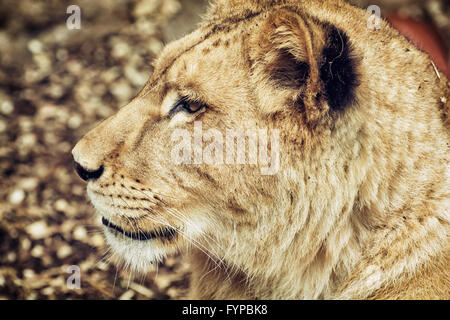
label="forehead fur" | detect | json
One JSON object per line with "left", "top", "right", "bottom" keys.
{"left": 204, "top": 0, "right": 343, "bottom": 22}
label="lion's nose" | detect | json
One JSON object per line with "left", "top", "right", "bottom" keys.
{"left": 73, "top": 159, "right": 104, "bottom": 182}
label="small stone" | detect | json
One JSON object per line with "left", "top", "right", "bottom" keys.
{"left": 57, "top": 244, "right": 73, "bottom": 259}
{"left": 90, "top": 234, "right": 105, "bottom": 247}
{"left": 73, "top": 226, "right": 87, "bottom": 241}
{"left": 18, "top": 133, "right": 37, "bottom": 148}
{"left": 66, "top": 60, "right": 83, "bottom": 75}
{"left": 124, "top": 65, "right": 149, "bottom": 87}
{"left": 79, "top": 258, "right": 94, "bottom": 271}
{"left": 129, "top": 282, "right": 154, "bottom": 298}
{"left": 23, "top": 269, "right": 36, "bottom": 279}
{"left": 19, "top": 177, "right": 39, "bottom": 191}
{"left": 0, "top": 119, "right": 6, "bottom": 132}
{"left": 135, "top": 19, "right": 156, "bottom": 35}
{"left": 8, "top": 189, "right": 25, "bottom": 205}
{"left": 133, "top": 0, "right": 160, "bottom": 18}
{"left": 110, "top": 80, "right": 133, "bottom": 102}
{"left": 167, "top": 287, "right": 180, "bottom": 298}
{"left": 154, "top": 274, "right": 172, "bottom": 290}
{"left": 26, "top": 221, "right": 50, "bottom": 239}
{"left": 47, "top": 84, "right": 64, "bottom": 99}
{"left": 26, "top": 292, "right": 38, "bottom": 300}
{"left": 96, "top": 261, "right": 109, "bottom": 271}
{"left": 0, "top": 100, "right": 14, "bottom": 115}
{"left": 161, "top": 0, "right": 181, "bottom": 16}
{"left": 60, "top": 220, "right": 76, "bottom": 234}
{"left": 54, "top": 199, "right": 69, "bottom": 212}
{"left": 21, "top": 238, "right": 31, "bottom": 251}
{"left": 41, "top": 287, "right": 54, "bottom": 296}
{"left": 101, "top": 67, "right": 120, "bottom": 83}
{"left": 148, "top": 38, "right": 164, "bottom": 55}
{"left": 119, "top": 289, "right": 135, "bottom": 300}
{"left": 28, "top": 39, "right": 43, "bottom": 54}
{"left": 18, "top": 118, "right": 33, "bottom": 132}
{"left": 31, "top": 245, "right": 44, "bottom": 258}
{"left": 56, "top": 49, "right": 68, "bottom": 61}
{"left": 49, "top": 277, "right": 65, "bottom": 288}
{"left": 68, "top": 114, "right": 82, "bottom": 129}
{"left": 7, "top": 252, "right": 16, "bottom": 262}
{"left": 112, "top": 41, "right": 130, "bottom": 59}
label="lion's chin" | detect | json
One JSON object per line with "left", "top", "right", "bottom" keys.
{"left": 103, "top": 228, "right": 177, "bottom": 273}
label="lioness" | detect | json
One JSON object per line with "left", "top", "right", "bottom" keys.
{"left": 72, "top": 0, "right": 449, "bottom": 299}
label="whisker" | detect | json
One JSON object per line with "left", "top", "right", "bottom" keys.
{"left": 136, "top": 188, "right": 224, "bottom": 251}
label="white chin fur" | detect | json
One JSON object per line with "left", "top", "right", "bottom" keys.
{"left": 104, "top": 228, "right": 170, "bottom": 273}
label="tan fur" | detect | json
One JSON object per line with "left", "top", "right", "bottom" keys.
{"left": 72, "top": 0, "right": 449, "bottom": 299}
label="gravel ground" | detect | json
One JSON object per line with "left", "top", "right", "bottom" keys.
{"left": 0, "top": 0, "right": 448, "bottom": 300}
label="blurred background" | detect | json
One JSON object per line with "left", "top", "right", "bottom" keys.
{"left": 0, "top": 0, "right": 448, "bottom": 300}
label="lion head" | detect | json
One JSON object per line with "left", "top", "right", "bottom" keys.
{"left": 72, "top": 0, "right": 449, "bottom": 299}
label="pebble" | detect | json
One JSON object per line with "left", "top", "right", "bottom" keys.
{"left": 25, "top": 292, "right": 38, "bottom": 300}
{"left": 56, "top": 49, "right": 68, "bottom": 61}
{"left": 8, "top": 189, "right": 26, "bottom": 205}
{"left": 66, "top": 60, "right": 83, "bottom": 75}
{"left": 54, "top": 199, "right": 69, "bottom": 212}
{"left": 18, "top": 133, "right": 37, "bottom": 148}
{"left": 0, "top": 100, "right": 14, "bottom": 115}
{"left": 124, "top": 65, "right": 149, "bottom": 87}
{"left": 41, "top": 287, "right": 54, "bottom": 296}
{"left": 23, "top": 269, "right": 36, "bottom": 279}
{"left": 148, "top": 38, "right": 164, "bottom": 55}
{"left": 28, "top": 39, "right": 43, "bottom": 54}
{"left": 112, "top": 41, "right": 130, "bottom": 59}
{"left": 0, "top": 119, "right": 6, "bottom": 132}
{"left": 49, "top": 276, "right": 65, "bottom": 288}
{"left": 21, "top": 238, "right": 31, "bottom": 251}
{"left": 73, "top": 226, "right": 87, "bottom": 241}
{"left": 19, "top": 177, "right": 39, "bottom": 191}
{"left": 60, "top": 220, "right": 76, "bottom": 234}
{"left": 68, "top": 114, "right": 82, "bottom": 129}
{"left": 6, "top": 252, "right": 16, "bottom": 262}
{"left": 135, "top": 20, "right": 157, "bottom": 35}
{"left": 31, "top": 245, "right": 44, "bottom": 258}
{"left": 154, "top": 274, "right": 172, "bottom": 290}
{"left": 129, "top": 282, "right": 154, "bottom": 298}
{"left": 110, "top": 80, "right": 134, "bottom": 102}
{"left": 161, "top": 0, "right": 181, "bottom": 16}
{"left": 26, "top": 221, "right": 51, "bottom": 239}
{"left": 90, "top": 234, "right": 105, "bottom": 247}
{"left": 119, "top": 289, "right": 135, "bottom": 300}
{"left": 18, "top": 117, "right": 34, "bottom": 132}
{"left": 133, "top": 0, "right": 160, "bottom": 18}
{"left": 57, "top": 244, "right": 73, "bottom": 259}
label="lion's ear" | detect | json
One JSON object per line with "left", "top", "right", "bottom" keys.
{"left": 250, "top": 9, "right": 358, "bottom": 120}
{"left": 251, "top": 9, "right": 315, "bottom": 90}
{"left": 319, "top": 25, "right": 359, "bottom": 111}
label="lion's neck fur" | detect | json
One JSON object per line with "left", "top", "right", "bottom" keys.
{"left": 189, "top": 88, "right": 449, "bottom": 299}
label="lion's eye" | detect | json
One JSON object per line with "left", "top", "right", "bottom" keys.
{"left": 170, "top": 97, "right": 203, "bottom": 115}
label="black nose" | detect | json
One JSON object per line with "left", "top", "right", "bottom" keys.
{"left": 73, "top": 160, "right": 104, "bottom": 182}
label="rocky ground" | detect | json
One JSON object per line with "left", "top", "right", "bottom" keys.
{"left": 0, "top": 0, "right": 448, "bottom": 300}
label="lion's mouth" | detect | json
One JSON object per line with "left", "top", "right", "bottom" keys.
{"left": 101, "top": 217, "right": 177, "bottom": 241}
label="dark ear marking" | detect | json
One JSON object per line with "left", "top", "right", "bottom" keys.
{"left": 320, "top": 25, "right": 359, "bottom": 110}
{"left": 269, "top": 49, "right": 310, "bottom": 88}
